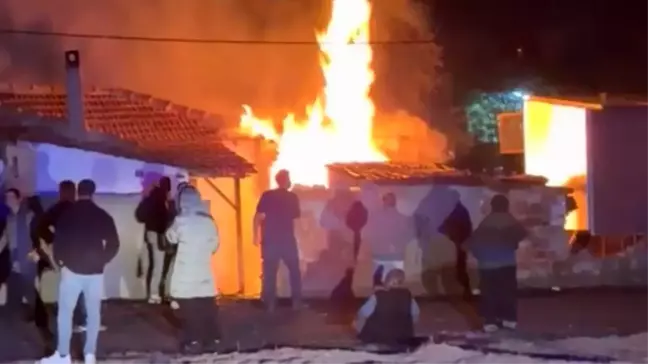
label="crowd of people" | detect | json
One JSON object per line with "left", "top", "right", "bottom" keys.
{"left": 0, "top": 168, "right": 529, "bottom": 362}
{"left": 0, "top": 176, "right": 221, "bottom": 364}
{"left": 254, "top": 170, "right": 529, "bottom": 347}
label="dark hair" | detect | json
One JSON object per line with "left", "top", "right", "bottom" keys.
{"left": 5, "top": 187, "right": 21, "bottom": 199}
{"left": 159, "top": 176, "right": 172, "bottom": 193}
{"left": 275, "top": 169, "right": 290, "bottom": 185}
{"left": 59, "top": 180, "right": 76, "bottom": 199}
{"left": 490, "top": 194, "right": 510, "bottom": 213}
{"left": 77, "top": 179, "right": 96, "bottom": 197}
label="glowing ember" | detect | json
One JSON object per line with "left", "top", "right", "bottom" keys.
{"left": 240, "top": 0, "right": 386, "bottom": 187}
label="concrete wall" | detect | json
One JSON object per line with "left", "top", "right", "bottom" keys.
{"left": 272, "top": 183, "right": 647, "bottom": 298}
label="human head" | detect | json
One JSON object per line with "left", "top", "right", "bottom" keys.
{"left": 490, "top": 194, "right": 510, "bottom": 213}
{"left": 176, "top": 183, "right": 209, "bottom": 214}
{"left": 4, "top": 188, "right": 21, "bottom": 212}
{"left": 384, "top": 268, "right": 406, "bottom": 288}
{"left": 159, "top": 176, "right": 172, "bottom": 194}
{"left": 382, "top": 192, "right": 396, "bottom": 208}
{"left": 77, "top": 179, "right": 96, "bottom": 200}
{"left": 275, "top": 169, "right": 291, "bottom": 190}
{"left": 59, "top": 180, "right": 76, "bottom": 202}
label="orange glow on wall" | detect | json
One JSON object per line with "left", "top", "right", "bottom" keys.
{"left": 523, "top": 100, "right": 589, "bottom": 230}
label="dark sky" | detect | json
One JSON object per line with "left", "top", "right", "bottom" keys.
{"left": 432, "top": 0, "right": 647, "bottom": 98}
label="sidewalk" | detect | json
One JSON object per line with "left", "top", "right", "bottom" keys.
{"left": 0, "top": 288, "right": 645, "bottom": 362}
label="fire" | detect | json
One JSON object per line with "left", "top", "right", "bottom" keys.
{"left": 240, "top": 0, "right": 386, "bottom": 187}
{"left": 523, "top": 100, "right": 589, "bottom": 230}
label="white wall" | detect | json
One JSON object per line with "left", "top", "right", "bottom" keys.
{"left": 0, "top": 141, "right": 189, "bottom": 303}
{"left": 3, "top": 141, "right": 187, "bottom": 194}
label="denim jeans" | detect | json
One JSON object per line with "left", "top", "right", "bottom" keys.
{"left": 56, "top": 267, "right": 104, "bottom": 356}
{"left": 261, "top": 242, "right": 302, "bottom": 306}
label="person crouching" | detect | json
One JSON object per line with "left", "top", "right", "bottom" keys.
{"left": 165, "top": 184, "right": 221, "bottom": 354}
{"left": 355, "top": 268, "right": 420, "bottom": 347}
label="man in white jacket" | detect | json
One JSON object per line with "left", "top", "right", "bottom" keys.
{"left": 165, "top": 184, "right": 221, "bottom": 354}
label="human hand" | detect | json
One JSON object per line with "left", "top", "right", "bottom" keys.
{"left": 27, "top": 250, "right": 40, "bottom": 263}
{"left": 12, "top": 261, "right": 20, "bottom": 273}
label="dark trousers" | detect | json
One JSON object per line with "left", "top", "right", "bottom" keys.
{"left": 455, "top": 248, "right": 472, "bottom": 298}
{"left": 176, "top": 297, "right": 221, "bottom": 345}
{"left": 73, "top": 295, "right": 86, "bottom": 326}
{"left": 145, "top": 231, "right": 174, "bottom": 299}
{"left": 373, "top": 265, "right": 384, "bottom": 287}
{"left": 261, "top": 242, "right": 302, "bottom": 306}
{"left": 1, "top": 269, "right": 49, "bottom": 330}
{"left": 478, "top": 266, "right": 518, "bottom": 325}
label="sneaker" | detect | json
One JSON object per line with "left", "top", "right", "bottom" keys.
{"left": 37, "top": 351, "right": 72, "bottom": 364}
{"left": 148, "top": 295, "right": 162, "bottom": 304}
{"left": 169, "top": 300, "right": 180, "bottom": 310}
{"left": 181, "top": 341, "right": 202, "bottom": 355}
{"left": 483, "top": 324, "right": 499, "bottom": 333}
{"left": 502, "top": 320, "right": 517, "bottom": 330}
{"left": 84, "top": 354, "right": 96, "bottom": 364}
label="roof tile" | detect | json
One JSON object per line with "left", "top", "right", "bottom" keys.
{"left": 0, "top": 86, "right": 255, "bottom": 176}
{"left": 328, "top": 162, "right": 553, "bottom": 188}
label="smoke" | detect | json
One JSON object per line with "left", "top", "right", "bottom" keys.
{"left": 0, "top": 0, "right": 441, "bottom": 127}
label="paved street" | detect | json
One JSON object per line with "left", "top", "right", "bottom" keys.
{"left": 0, "top": 288, "right": 645, "bottom": 362}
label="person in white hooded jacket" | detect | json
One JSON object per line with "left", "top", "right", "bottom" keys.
{"left": 165, "top": 183, "right": 221, "bottom": 354}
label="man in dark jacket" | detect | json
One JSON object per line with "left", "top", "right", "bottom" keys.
{"left": 39, "top": 179, "right": 120, "bottom": 364}
{"left": 355, "top": 268, "right": 420, "bottom": 346}
{"left": 464, "top": 194, "right": 527, "bottom": 333}
{"left": 35, "top": 181, "right": 95, "bottom": 333}
{"left": 136, "top": 176, "right": 175, "bottom": 304}
{"left": 438, "top": 194, "right": 474, "bottom": 300}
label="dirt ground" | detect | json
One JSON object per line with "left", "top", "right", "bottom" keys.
{"left": 0, "top": 288, "right": 645, "bottom": 362}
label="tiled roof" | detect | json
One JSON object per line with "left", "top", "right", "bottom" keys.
{"left": 0, "top": 85, "right": 255, "bottom": 177}
{"left": 328, "top": 162, "right": 554, "bottom": 188}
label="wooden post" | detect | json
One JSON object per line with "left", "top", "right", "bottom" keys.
{"left": 234, "top": 177, "right": 245, "bottom": 295}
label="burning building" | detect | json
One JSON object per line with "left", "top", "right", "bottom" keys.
{"left": 233, "top": 0, "right": 611, "bottom": 296}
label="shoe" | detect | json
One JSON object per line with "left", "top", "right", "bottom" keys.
{"left": 84, "top": 354, "right": 96, "bottom": 364}
{"left": 148, "top": 295, "right": 162, "bottom": 304}
{"left": 181, "top": 341, "right": 203, "bottom": 355}
{"left": 37, "top": 351, "right": 72, "bottom": 364}
{"left": 169, "top": 300, "right": 180, "bottom": 310}
{"left": 502, "top": 321, "right": 517, "bottom": 330}
{"left": 292, "top": 301, "right": 306, "bottom": 311}
{"left": 483, "top": 324, "right": 499, "bottom": 333}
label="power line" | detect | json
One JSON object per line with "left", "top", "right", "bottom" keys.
{"left": 0, "top": 28, "right": 435, "bottom": 45}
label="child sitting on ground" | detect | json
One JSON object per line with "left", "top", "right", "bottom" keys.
{"left": 354, "top": 268, "right": 420, "bottom": 346}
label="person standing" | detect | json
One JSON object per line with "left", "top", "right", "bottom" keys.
{"left": 165, "top": 184, "right": 221, "bottom": 354}
{"left": 438, "top": 191, "right": 474, "bottom": 300}
{"left": 364, "top": 192, "right": 415, "bottom": 287}
{"left": 136, "top": 176, "right": 175, "bottom": 304}
{"left": 0, "top": 188, "right": 49, "bottom": 333}
{"left": 39, "top": 179, "right": 120, "bottom": 364}
{"left": 464, "top": 194, "right": 527, "bottom": 333}
{"left": 35, "top": 181, "right": 97, "bottom": 333}
{"left": 253, "top": 169, "right": 302, "bottom": 312}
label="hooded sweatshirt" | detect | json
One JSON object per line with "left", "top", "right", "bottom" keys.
{"left": 165, "top": 185, "right": 219, "bottom": 299}
{"left": 465, "top": 212, "right": 527, "bottom": 269}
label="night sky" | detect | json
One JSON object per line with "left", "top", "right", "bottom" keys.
{"left": 432, "top": 0, "right": 647, "bottom": 100}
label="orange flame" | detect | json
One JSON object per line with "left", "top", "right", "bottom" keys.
{"left": 240, "top": 0, "right": 386, "bottom": 187}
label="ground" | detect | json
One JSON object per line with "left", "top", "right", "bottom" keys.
{"left": 0, "top": 288, "right": 645, "bottom": 363}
